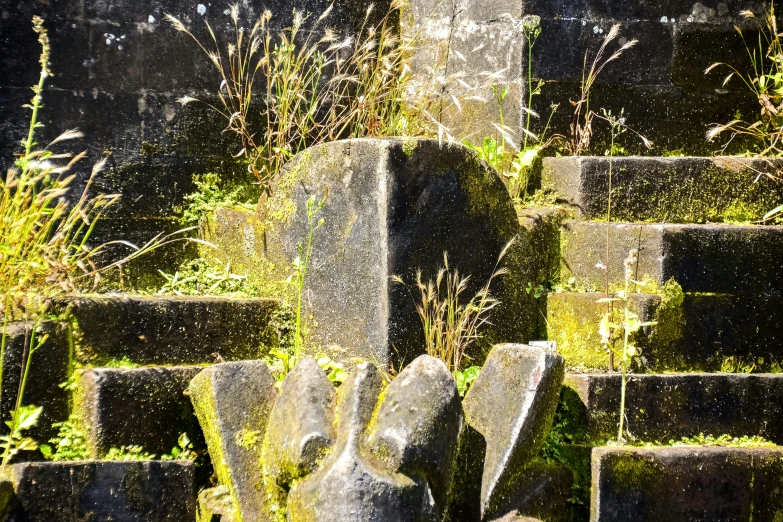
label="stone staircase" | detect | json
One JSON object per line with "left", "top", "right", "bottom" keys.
{"left": 0, "top": 295, "right": 281, "bottom": 521}
{"left": 538, "top": 155, "right": 783, "bottom": 521}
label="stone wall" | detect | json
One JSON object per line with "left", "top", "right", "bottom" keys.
{"left": 406, "top": 0, "right": 767, "bottom": 154}
{"left": 0, "top": 0, "right": 384, "bottom": 280}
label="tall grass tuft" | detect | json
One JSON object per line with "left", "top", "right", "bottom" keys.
{"left": 0, "top": 17, "right": 194, "bottom": 467}
{"left": 567, "top": 24, "right": 638, "bottom": 156}
{"left": 168, "top": 1, "right": 477, "bottom": 192}
{"left": 394, "top": 239, "right": 515, "bottom": 375}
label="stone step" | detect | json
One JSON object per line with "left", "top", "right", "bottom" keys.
{"left": 5, "top": 460, "right": 195, "bottom": 521}
{"left": 590, "top": 446, "right": 783, "bottom": 522}
{"left": 544, "top": 292, "right": 783, "bottom": 372}
{"left": 560, "top": 221, "right": 783, "bottom": 294}
{"left": 59, "top": 295, "right": 280, "bottom": 365}
{"left": 74, "top": 366, "right": 205, "bottom": 457}
{"left": 542, "top": 156, "right": 783, "bottom": 223}
{"left": 561, "top": 374, "right": 783, "bottom": 444}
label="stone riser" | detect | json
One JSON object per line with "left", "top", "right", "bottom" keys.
{"left": 542, "top": 156, "right": 783, "bottom": 223}
{"left": 74, "top": 366, "right": 204, "bottom": 457}
{"left": 545, "top": 292, "right": 783, "bottom": 372}
{"left": 6, "top": 461, "right": 195, "bottom": 522}
{"left": 590, "top": 447, "right": 783, "bottom": 522}
{"left": 59, "top": 295, "right": 280, "bottom": 365}
{"left": 562, "top": 373, "right": 783, "bottom": 444}
{"left": 561, "top": 221, "right": 783, "bottom": 294}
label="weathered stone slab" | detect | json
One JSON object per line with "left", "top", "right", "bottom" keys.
{"left": 8, "top": 460, "right": 195, "bottom": 522}
{"left": 564, "top": 373, "right": 783, "bottom": 443}
{"left": 260, "top": 138, "right": 524, "bottom": 365}
{"left": 462, "top": 345, "right": 565, "bottom": 519}
{"left": 75, "top": 366, "right": 203, "bottom": 457}
{"left": 561, "top": 221, "right": 783, "bottom": 294}
{"left": 545, "top": 292, "right": 783, "bottom": 372}
{"left": 591, "top": 447, "right": 783, "bottom": 522}
{"left": 542, "top": 156, "right": 783, "bottom": 222}
{"left": 62, "top": 295, "right": 279, "bottom": 365}
{"left": 1, "top": 321, "right": 70, "bottom": 444}
{"left": 189, "top": 361, "right": 278, "bottom": 522}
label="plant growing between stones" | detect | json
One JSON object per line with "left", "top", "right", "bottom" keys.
{"left": 168, "top": 1, "right": 474, "bottom": 193}
{"left": 705, "top": 1, "right": 783, "bottom": 220}
{"left": 597, "top": 250, "right": 656, "bottom": 443}
{"left": 393, "top": 239, "right": 515, "bottom": 396}
{"left": 177, "top": 173, "right": 256, "bottom": 226}
{"left": 566, "top": 25, "right": 638, "bottom": 155}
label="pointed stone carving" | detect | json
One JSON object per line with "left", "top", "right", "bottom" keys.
{"left": 462, "top": 344, "right": 565, "bottom": 519}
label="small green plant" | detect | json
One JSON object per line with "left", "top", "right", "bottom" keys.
{"left": 597, "top": 250, "right": 657, "bottom": 443}
{"left": 668, "top": 433, "right": 775, "bottom": 448}
{"left": 156, "top": 258, "right": 259, "bottom": 297}
{"left": 455, "top": 365, "right": 481, "bottom": 397}
{"left": 40, "top": 416, "right": 89, "bottom": 461}
{"left": 178, "top": 173, "right": 256, "bottom": 226}
{"left": 161, "top": 433, "right": 199, "bottom": 461}
{"left": 720, "top": 356, "right": 757, "bottom": 374}
{"left": 0, "top": 405, "right": 42, "bottom": 473}
{"left": 104, "top": 445, "right": 156, "bottom": 461}
{"left": 289, "top": 193, "right": 326, "bottom": 367}
{"left": 394, "top": 239, "right": 515, "bottom": 380}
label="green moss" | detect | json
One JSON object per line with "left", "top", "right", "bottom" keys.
{"left": 606, "top": 450, "right": 664, "bottom": 488}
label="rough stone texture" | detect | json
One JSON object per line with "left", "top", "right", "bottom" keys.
{"left": 545, "top": 292, "right": 783, "bottom": 372}
{"left": 366, "top": 355, "right": 463, "bottom": 512}
{"left": 8, "top": 460, "right": 195, "bottom": 522}
{"left": 564, "top": 373, "right": 783, "bottom": 444}
{"left": 591, "top": 447, "right": 783, "bottom": 522}
{"left": 461, "top": 345, "right": 565, "bottom": 519}
{"left": 1, "top": 321, "right": 70, "bottom": 445}
{"left": 60, "top": 295, "right": 279, "bottom": 365}
{"left": 405, "top": 0, "right": 765, "bottom": 153}
{"left": 189, "top": 361, "right": 278, "bottom": 522}
{"left": 542, "top": 156, "right": 783, "bottom": 223}
{"left": 488, "top": 461, "right": 574, "bottom": 522}
{"left": 74, "top": 366, "right": 203, "bottom": 457}
{"left": 263, "top": 358, "right": 335, "bottom": 513}
{"left": 260, "top": 138, "right": 526, "bottom": 365}
{"left": 277, "top": 358, "right": 463, "bottom": 522}
{"left": 561, "top": 221, "right": 783, "bottom": 294}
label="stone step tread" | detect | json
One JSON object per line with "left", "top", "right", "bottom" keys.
{"left": 58, "top": 294, "right": 281, "bottom": 365}
{"left": 561, "top": 373, "right": 783, "bottom": 445}
{"left": 74, "top": 365, "right": 207, "bottom": 458}
{"left": 541, "top": 156, "right": 783, "bottom": 223}
{"left": 560, "top": 221, "right": 783, "bottom": 294}
{"left": 589, "top": 446, "right": 783, "bottom": 522}
{"left": 545, "top": 291, "right": 783, "bottom": 372}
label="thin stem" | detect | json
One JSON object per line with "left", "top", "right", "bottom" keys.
{"left": 606, "top": 127, "right": 614, "bottom": 372}
{"left": 617, "top": 268, "right": 630, "bottom": 442}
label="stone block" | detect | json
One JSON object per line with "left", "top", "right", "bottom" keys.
{"left": 534, "top": 19, "right": 674, "bottom": 86}
{"left": 542, "top": 156, "right": 783, "bottom": 223}
{"left": 9, "top": 460, "right": 195, "bottom": 522}
{"left": 61, "top": 295, "right": 279, "bottom": 365}
{"left": 489, "top": 460, "right": 574, "bottom": 522}
{"left": 1, "top": 321, "right": 70, "bottom": 445}
{"left": 560, "top": 221, "right": 783, "bottom": 294}
{"left": 462, "top": 344, "right": 565, "bottom": 519}
{"left": 545, "top": 291, "right": 783, "bottom": 372}
{"left": 672, "top": 24, "right": 759, "bottom": 92}
{"left": 260, "top": 138, "right": 524, "bottom": 365}
{"left": 591, "top": 447, "right": 783, "bottom": 522}
{"left": 563, "top": 373, "right": 783, "bottom": 443}
{"left": 74, "top": 366, "right": 204, "bottom": 456}
{"left": 189, "top": 361, "right": 278, "bottom": 522}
